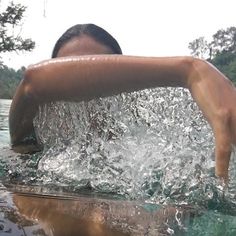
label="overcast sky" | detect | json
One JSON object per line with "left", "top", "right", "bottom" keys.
{"left": 1, "top": 0, "right": 236, "bottom": 69}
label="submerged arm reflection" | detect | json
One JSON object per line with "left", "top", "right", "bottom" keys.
{"left": 13, "top": 193, "right": 199, "bottom": 236}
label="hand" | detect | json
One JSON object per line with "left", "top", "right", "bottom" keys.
{"left": 188, "top": 58, "right": 236, "bottom": 182}
{"left": 211, "top": 86, "right": 236, "bottom": 183}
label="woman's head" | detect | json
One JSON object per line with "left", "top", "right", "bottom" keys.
{"left": 52, "top": 24, "right": 122, "bottom": 58}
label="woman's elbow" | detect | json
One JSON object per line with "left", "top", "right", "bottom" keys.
{"left": 21, "top": 67, "right": 37, "bottom": 98}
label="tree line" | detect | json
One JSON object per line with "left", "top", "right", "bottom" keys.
{"left": 188, "top": 26, "right": 236, "bottom": 83}
{"left": 0, "top": 65, "right": 25, "bottom": 98}
{"left": 0, "top": 1, "right": 34, "bottom": 99}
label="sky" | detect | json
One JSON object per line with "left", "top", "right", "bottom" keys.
{"left": 1, "top": 0, "right": 236, "bottom": 69}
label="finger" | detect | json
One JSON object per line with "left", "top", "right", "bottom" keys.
{"left": 212, "top": 112, "right": 232, "bottom": 182}
{"left": 215, "top": 134, "right": 231, "bottom": 182}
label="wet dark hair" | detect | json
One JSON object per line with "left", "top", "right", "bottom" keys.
{"left": 52, "top": 24, "right": 122, "bottom": 58}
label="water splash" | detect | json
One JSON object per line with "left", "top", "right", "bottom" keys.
{"left": 33, "top": 88, "right": 236, "bottom": 210}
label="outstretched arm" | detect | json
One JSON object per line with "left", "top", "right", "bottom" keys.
{"left": 187, "top": 59, "right": 236, "bottom": 182}
{"left": 9, "top": 55, "right": 189, "bottom": 150}
{"left": 9, "top": 55, "right": 236, "bottom": 180}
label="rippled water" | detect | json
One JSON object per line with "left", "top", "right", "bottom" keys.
{"left": 0, "top": 99, "right": 11, "bottom": 148}
{"left": 33, "top": 88, "right": 236, "bottom": 208}
{"left": 1, "top": 87, "right": 236, "bottom": 235}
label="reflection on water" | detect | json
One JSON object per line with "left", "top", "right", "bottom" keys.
{"left": 0, "top": 184, "right": 236, "bottom": 236}
{"left": 2, "top": 184, "right": 195, "bottom": 236}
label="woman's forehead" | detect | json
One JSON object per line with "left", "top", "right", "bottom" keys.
{"left": 56, "top": 35, "right": 114, "bottom": 57}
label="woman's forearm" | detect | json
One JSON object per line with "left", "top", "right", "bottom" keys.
{"left": 23, "top": 55, "right": 190, "bottom": 102}
{"left": 9, "top": 55, "right": 191, "bottom": 147}
{"left": 6, "top": 55, "right": 219, "bottom": 144}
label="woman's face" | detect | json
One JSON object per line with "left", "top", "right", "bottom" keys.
{"left": 56, "top": 35, "right": 114, "bottom": 57}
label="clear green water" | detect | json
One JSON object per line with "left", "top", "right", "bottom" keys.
{"left": 0, "top": 92, "right": 236, "bottom": 236}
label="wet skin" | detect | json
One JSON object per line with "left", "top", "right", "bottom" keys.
{"left": 12, "top": 191, "right": 198, "bottom": 236}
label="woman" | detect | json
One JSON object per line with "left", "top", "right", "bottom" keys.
{"left": 9, "top": 23, "right": 236, "bottom": 182}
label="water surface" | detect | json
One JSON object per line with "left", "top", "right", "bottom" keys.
{"left": 0, "top": 89, "right": 236, "bottom": 236}
{"left": 0, "top": 99, "right": 11, "bottom": 148}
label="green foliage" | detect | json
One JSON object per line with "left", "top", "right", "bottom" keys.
{"left": 0, "top": 1, "right": 35, "bottom": 98}
{"left": 189, "top": 27, "right": 236, "bottom": 60}
{"left": 211, "top": 27, "right": 236, "bottom": 55}
{"left": 189, "top": 26, "right": 236, "bottom": 84}
{"left": 211, "top": 53, "right": 236, "bottom": 83}
{"left": 0, "top": 2, "right": 35, "bottom": 55}
{"left": 211, "top": 51, "right": 236, "bottom": 66}
{"left": 0, "top": 65, "right": 24, "bottom": 98}
{"left": 188, "top": 37, "right": 210, "bottom": 59}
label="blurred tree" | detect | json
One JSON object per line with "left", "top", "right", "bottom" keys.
{"left": 211, "top": 27, "right": 236, "bottom": 55}
{"left": 188, "top": 26, "right": 236, "bottom": 84}
{"left": 226, "top": 59, "right": 236, "bottom": 83}
{"left": 211, "top": 52, "right": 236, "bottom": 83}
{"left": 188, "top": 37, "right": 210, "bottom": 59}
{"left": 0, "top": 65, "right": 25, "bottom": 98}
{"left": 0, "top": 1, "right": 35, "bottom": 64}
{"left": 189, "top": 27, "right": 236, "bottom": 60}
